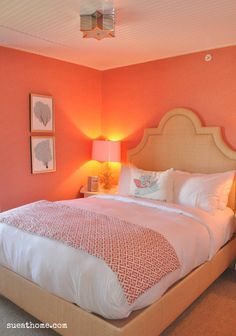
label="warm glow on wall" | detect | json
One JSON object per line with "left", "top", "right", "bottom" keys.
{"left": 56, "top": 160, "right": 101, "bottom": 196}
{"left": 67, "top": 111, "right": 101, "bottom": 139}
{"left": 79, "top": 126, "right": 101, "bottom": 139}
{"left": 107, "top": 134, "right": 125, "bottom": 141}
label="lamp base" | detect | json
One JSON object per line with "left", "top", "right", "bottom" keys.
{"left": 100, "top": 162, "right": 113, "bottom": 190}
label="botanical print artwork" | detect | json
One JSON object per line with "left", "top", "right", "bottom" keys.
{"left": 34, "top": 101, "right": 51, "bottom": 127}
{"left": 31, "top": 136, "right": 55, "bottom": 174}
{"left": 34, "top": 139, "right": 52, "bottom": 169}
{"left": 30, "top": 94, "right": 54, "bottom": 132}
{"left": 133, "top": 174, "right": 160, "bottom": 196}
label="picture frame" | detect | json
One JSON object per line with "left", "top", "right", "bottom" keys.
{"left": 30, "top": 94, "right": 54, "bottom": 132}
{"left": 30, "top": 136, "right": 56, "bottom": 174}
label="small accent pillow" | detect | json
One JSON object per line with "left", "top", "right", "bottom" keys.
{"left": 173, "top": 170, "right": 235, "bottom": 212}
{"left": 129, "top": 167, "right": 174, "bottom": 202}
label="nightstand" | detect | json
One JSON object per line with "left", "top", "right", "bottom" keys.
{"left": 81, "top": 186, "right": 118, "bottom": 198}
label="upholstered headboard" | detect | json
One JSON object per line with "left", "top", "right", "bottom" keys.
{"left": 128, "top": 108, "right": 236, "bottom": 210}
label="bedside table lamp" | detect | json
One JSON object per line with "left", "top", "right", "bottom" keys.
{"left": 92, "top": 140, "right": 120, "bottom": 190}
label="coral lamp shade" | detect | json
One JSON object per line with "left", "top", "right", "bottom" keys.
{"left": 92, "top": 140, "right": 120, "bottom": 162}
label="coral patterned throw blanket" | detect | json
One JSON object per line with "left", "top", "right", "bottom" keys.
{"left": 0, "top": 201, "right": 180, "bottom": 304}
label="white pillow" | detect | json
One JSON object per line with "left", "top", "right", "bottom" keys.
{"left": 118, "top": 165, "right": 132, "bottom": 195}
{"left": 173, "top": 170, "right": 235, "bottom": 212}
{"left": 119, "top": 165, "right": 174, "bottom": 202}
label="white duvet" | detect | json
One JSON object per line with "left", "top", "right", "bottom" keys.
{"left": 0, "top": 196, "right": 234, "bottom": 319}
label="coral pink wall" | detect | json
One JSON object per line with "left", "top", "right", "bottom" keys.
{"left": 1, "top": 45, "right": 236, "bottom": 210}
{"left": 102, "top": 46, "right": 236, "bottom": 159}
{"left": 0, "top": 47, "right": 101, "bottom": 211}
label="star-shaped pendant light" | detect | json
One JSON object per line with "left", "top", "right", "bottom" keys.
{"left": 80, "top": 10, "right": 115, "bottom": 40}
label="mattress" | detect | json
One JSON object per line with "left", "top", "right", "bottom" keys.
{"left": 0, "top": 195, "right": 234, "bottom": 319}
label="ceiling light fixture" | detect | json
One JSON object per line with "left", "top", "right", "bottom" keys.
{"left": 80, "top": 10, "right": 115, "bottom": 40}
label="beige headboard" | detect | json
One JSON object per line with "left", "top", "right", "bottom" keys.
{"left": 128, "top": 108, "right": 236, "bottom": 210}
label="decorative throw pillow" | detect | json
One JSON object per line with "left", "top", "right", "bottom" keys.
{"left": 129, "top": 168, "right": 174, "bottom": 202}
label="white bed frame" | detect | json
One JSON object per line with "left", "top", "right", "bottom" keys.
{"left": 1, "top": 108, "right": 236, "bottom": 336}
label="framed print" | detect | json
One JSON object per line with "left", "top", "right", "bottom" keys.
{"left": 30, "top": 94, "right": 54, "bottom": 132}
{"left": 30, "top": 136, "right": 56, "bottom": 174}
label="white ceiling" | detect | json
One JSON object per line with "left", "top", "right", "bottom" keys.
{"left": 0, "top": 0, "right": 236, "bottom": 70}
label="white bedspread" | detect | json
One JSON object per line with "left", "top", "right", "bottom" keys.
{"left": 0, "top": 196, "right": 234, "bottom": 319}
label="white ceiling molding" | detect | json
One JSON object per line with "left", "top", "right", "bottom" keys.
{"left": 0, "top": 0, "right": 236, "bottom": 70}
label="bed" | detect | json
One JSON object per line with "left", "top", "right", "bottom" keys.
{"left": 0, "top": 107, "right": 236, "bottom": 336}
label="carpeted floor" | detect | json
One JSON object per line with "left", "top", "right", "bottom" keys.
{"left": 0, "top": 269, "right": 236, "bottom": 336}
